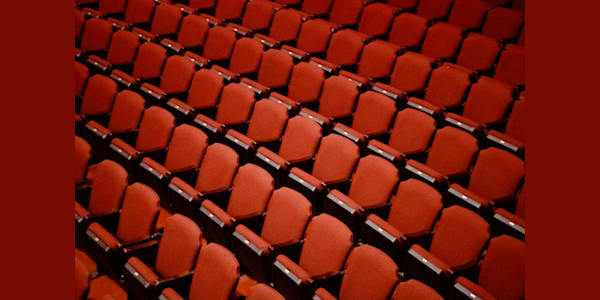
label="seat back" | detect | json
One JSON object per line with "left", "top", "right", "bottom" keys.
{"left": 457, "top": 33, "right": 501, "bottom": 72}
{"left": 135, "top": 106, "right": 175, "bottom": 153}
{"left": 80, "top": 74, "right": 118, "bottom": 116}
{"left": 357, "top": 40, "right": 400, "bottom": 80}
{"left": 261, "top": 187, "right": 312, "bottom": 246}
{"left": 302, "top": 0, "right": 333, "bottom": 16}
{"left": 106, "top": 30, "right": 139, "bottom": 65}
{"left": 425, "top": 126, "right": 479, "bottom": 176}
{"left": 349, "top": 155, "right": 399, "bottom": 209}
{"left": 390, "top": 51, "right": 435, "bottom": 93}
{"left": 329, "top": 0, "right": 364, "bottom": 26}
{"left": 391, "top": 279, "right": 444, "bottom": 300}
{"left": 164, "top": 124, "right": 209, "bottom": 173}
{"left": 107, "top": 90, "right": 146, "bottom": 134}
{"left": 312, "top": 134, "right": 360, "bottom": 184}
{"left": 351, "top": 91, "right": 397, "bottom": 136}
{"left": 116, "top": 183, "right": 160, "bottom": 243}
{"left": 202, "top": 26, "right": 237, "bottom": 61}
{"left": 132, "top": 42, "right": 167, "bottom": 80}
{"left": 421, "top": 22, "right": 464, "bottom": 60}
{"left": 242, "top": 0, "right": 278, "bottom": 31}
{"left": 504, "top": 100, "right": 525, "bottom": 144}
{"left": 177, "top": 15, "right": 210, "bottom": 48}
{"left": 215, "top": 83, "right": 256, "bottom": 126}
{"left": 326, "top": 29, "right": 366, "bottom": 67}
{"left": 99, "top": 0, "right": 127, "bottom": 14}
{"left": 388, "top": 179, "right": 443, "bottom": 236}
{"left": 195, "top": 143, "right": 239, "bottom": 194}
{"left": 229, "top": 38, "right": 264, "bottom": 76}
{"left": 155, "top": 214, "right": 203, "bottom": 278}
{"left": 226, "top": 164, "right": 274, "bottom": 219}
{"left": 482, "top": 7, "right": 523, "bottom": 41}
{"left": 462, "top": 76, "right": 513, "bottom": 124}
{"left": 124, "top": 0, "right": 156, "bottom": 25}
{"left": 318, "top": 75, "right": 359, "bottom": 119}
{"left": 478, "top": 235, "right": 525, "bottom": 300}
{"left": 187, "top": 69, "right": 224, "bottom": 109}
{"left": 75, "top": 61, "right": 89, "bottom": 97}
{"left": 257, "top": 49, "right": 294, "bottom": 89}
{"left": 468, "top": 148, "right": 524, "bottom": 201}
{"left": 494, "top": 44, "right": 525, "bottom": 87}
{"left": 296, "top": 19, "right": 335, "bottom": 54}
{"left": 188, "top": 243, "right": 240, "bottom": 300}
{"left": 358, "top": 3, "right": 397, "bottom": 37}
{"left": 423, "top": 63, "right": 471, "bottom": 108}
{"left": 80, "top": 18, "right": 113, "bottom": 52}
{"left": 388, "top": 108, "right": 437, "bottom": 155}
{"left": 150, "top": 3, "right": 183, "bottom": 36}
{"left": 214, "top": 0, "right": 247, "bottom": 21}
{"left": 278, "top": 115, "right": 322, "bottom": 163}
{"left": 287, "top": 61, "right": 325, "bottom": 104}
{"left": 75, "top": 136, "right": 92, "bottom": 184}
{"left": 88, "top": 160, "right": 129, "bottom": 215}
{"left": 388, "top": 13, "right": 429, "bottom": 48}
{"left": 269, "top": 8, "right": 304, "bottom": 43}
{"left": 159, "top": 55, "right": 196, "bottom": 94}
{"left": 448, "top": 0, "right": 487, "bottom": 30}
{"left": 246, "top": 100, "right": 289, "bottom": 143}
{"left": 417, "top": 0, "right": 453, "bottom": 19}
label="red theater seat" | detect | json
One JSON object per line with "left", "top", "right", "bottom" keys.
{"left": 302, "top": 0, "right": 333, "bottom": 16}
{"left": 214, "top": 0, "right": 247, "bottom": 21}
{"left": 456, "top": 33, "right": 501, "bottom": 73}
{"left": 328, "top": 0, "right": 365, "bottom": 27}
{"left": 111, "top": 41, "right": 167, "bottom": 86}
{"left": 421, "top": 22, "right": 464, "bottom": 61}
{"left": 448, "top": 0, "right": 488, "bottom": 30}
{"left": 392, "top": 280, "right": 444, "bottom": 300}
{"left": 358, "top": 3, "right": 398, "bottom": 37}
{"left": 482, "top": 7, "right": 523, "bottom": 41}
{"left": 494, "top": 44, "right": 525, "bottom": 87}
{"left": 357, "top": 40, "right": 402, "bottom": 81}
{"left": 417, "top": 0, "right": 454, "bottom": 19}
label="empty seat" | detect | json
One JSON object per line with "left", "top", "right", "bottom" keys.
{"left": 329, "top": 0, "right": 365, "bottom": 26}
{"left": 404, "top": 205, "right": 490, "bottom": 294}
{"left": 75, "top": 61, "right": 89, "bottom": 98}
{"left": 482, "top": 7, "right": 523, "bottom": 41}
{"left": 485, "top": 99, "right": 525, "bottom": 154}
{"left": 358, "top": 3, "right": 398, "bottom": 37}
{"left": 287, "top": 133, "right": 360, "bottom": 210}
{"left": 108, "top": 106, "right": 175, "bottom": 171}
{"left": 444, "top": 76, "right": 514, "bottom": 134}
{"left": 147, "top": 3, "right": 182, "bottom": 37}
{"left": 268, "top": 8, "right": 307, "bottom": 43}
{"left": 456, "top": 33, "right": 501, "bottom": 72}
{"left": 231, "top": 187, "right": 312, "bottom": 282}
{"left": 80, "top": 18, "right": 113, "bottom": 53}
{"left": 421, "top": 22, "right": 464, "bottom": 60}
{"left": 494, "top": 44, "right": 525, "bottom": 87}
{"left": 388, "top": 13, "right": 429, "bottom": 49}
{"left": 99, "top": 0, "right": 127, "bottom": 14}
{"left": 84, "top": 89, "right": 145, "bottom": 141}
{"left": 124, "top": 0, "right": 156, "bottom": 26}
{"left": 124, "top": 214, "right": 202, "bottom": 299}
{"left": 257, "top": 49, "right": 294, "bottom": 89}
{"left": 229, "top": 37, "right": 265, "bottom": 76}
{"left": 453, "top": 235, "right": 525, "bottom": 300}
{"left": 357, "top": 40, "right": 401, "bottom": 80}
{"left": 389, "top": 51, "right": 436, "bottom": 94}
{"left": 447, "top": 147, "right": 524, "bottom": 214}
{"left": 75, "top": 136, "right": 92, "bottom": 185}
{"left": 79, "top": 74, "right": 118, "bottom": 118}
{"left": 318, "top": 75, "right": 360, "bottom": 120}
{"left": 199, "top": 163, "right": 274, "bottom": 246}
{"left": 448, "top": 0, "right": 488, "bottom": 30}
{"left": 140, "top": 55, "right": 196, "bottom": 102}
{"left": 392, "top": 279, "right": 444, "bottom": 300}
{"left": 346, "top": 90, "right": 397, "bottom": 138}
{"left": 404, "top": 126, "right": 478, "bottom": 188}
{"left": 417, "top": 0, "right": 454, "bottom": 19}
{"left": 272, "top": 214, "right": 353, "bottom": 300}
{"left": 168, "top": 143, "right": 239, "bottom": 220}
{"left": 247, "top": 283, "right": 285, "bottom": 300}
{"left": 214, "top": 83, "right": 256, "bottom": 128}
{"left": 87, "top": 29, "right": 139, "bottom": 71}
{"left": 214, "top": 0, "right": 247, "bottom": 21}
{"left": 287, "top": 61, "right": 325, "bottom": 106}
{"left": 314, "top": 244, "right": 399, "bottom": 300}
{"left": 174, "top": 14, "right": 210, "bottom": 49}
{"left": 202, "top": 25, "right": 237, "bottom": 62}
{"left": 160, "top": 243, "right": 240, "bottom": 300}
{"left": 362, "top": 179, "right": 443, "bottom": 263}
{"left": 324, "top": 29, "right": 367, "bottom": 68}
{"left": 84, "top": 182, "right": 160, "bottom": 278}
{"left": 296, "top": 19, "right": 336, "bottom": 55}
{"left": 325, "top": 155, "right": 399, "bottom": 231}
{"left": 302, "top": 0, "right": 333, "bottom": 16}
{"left": 111, "top": 41, "right": 167, "bottom": 85}
{"left": 241, "top": 0, "right": 279, "bottom": 32}
{"left": 407, "top": 63, "right": 471, "bottom": 116}
{"left": 185, "top": 69, "right": 225, "bottom": 111}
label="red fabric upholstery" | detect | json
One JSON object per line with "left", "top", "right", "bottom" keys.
{"left": 288, "top": 61, "right": 325, "bottom": 104}
{"left": 116, "top": 182, "right": 160, "bottom": 243}
{"left": 88, "top": 222, "right": 120, "bottom": 249}
{"left": 235, "top": 224, "right": 272, "bottom": 255}
{"left": 278, "top": 115, "right": 322, "bottom": 163}
{"left": 358, "top": 3, "right": 397, "bottom": 37}
{"left": 423, "top": 63, "right": 471, "bottom": 109}
{"left": 318, "top": 76, "right": 359, "bottom": 119}
{"left": 312, "top": 134, "right": 360, "bottom": 184}
{"left": 159, "top": 55, "right": 196, "bottom": 94}
{"left": 75, "top": 136, "right": 91, "bottom": 184}
{"left": 127, "top": 256, "right": 159, "bottom": 286}
{"left": 80, "top": 18, "right": 113, "bottom": 52}
{"left": 302, "top": 0, "right": 333, "bottom": 16}
{"left": 132, "top": 42, "right": 167, "bottom": 80}
{"left": 106, "top": 30, "right": 139, "bottom": 65}
{"left": 352, "top": 91, "right": 397, "bottom": 136}
{"left": 482, "top": 7, "right": 523, "bottom": 41}
{"left": 177, "top": 15, "right": 209, "bottom": 48}
{"left": 326, "top": 29, "right": 366, "bottom": 67}
{"left": 468, "top": 148, "right": 524, "bottom": 203}
{"left": 357, "top": 40, "right": 400, "bottom": 80}
{"left": 389, "top": 13, "right": 429, "bottom": 48}
{"left": 494, "top": 44, "right": 525, "bottom": 87}
{"left": 215, "top": 83, "right": 256, "bottom": 126}
{"left": 391, "top": 279, "right": 444, "bottom": 300}
{"left": 388, "top": 108, "right": 436, "bottom": 155}
{"left": 187, "top": 69, "right": 225, "bottom": 109}
{"left": 421, "top": 22, "right": 464, "bottom": 60}
{"left": 339, "top": 245, "right": 399, "bottom": 300}
{"left": 88, "top": 160, "right": 128, "bottom": 216}
{"left": 269, "top": 9, "right": 305, "bottom": 43}
{"left": 135, "top": 106, "right": 175, "bottom": 153}
{"left": 349, "top": 155, "right": 399, "bottom": 209}
{"left": 155, "top": 214, "right": 202, "bottom": 279}
{"left": 107, "top": 90, "right": 145, "bottom": 134}
{"left": 226, "top": 164, "right": 274, "bottom": 220}
{"left": 230, "top": 38, "right": 264, "bottom": 76}
{"left": 329, "top": 0, "right": 364, "bottom": 26}
{"left": 247, "top": 283, "right": 285, "bottom": 300}
{"left": 425, "top": 126, "right": 479, "bottom": 177}
{"left": 203, "top": 26, "right": 237, "bottom": 61}
{"left": 125, "top": 0, "right": 155, "bottom": 25}
{"left": 477, "top": 235, "right": 525, "bottom": 300}
{"left": 457, "top": 33, "right": 501, "bottom": 72}
{"left": 296, "top": 19, "right": 336, "bottom": 54}
{"left": 461, "top": 76, "right": 513, "bottom": 125}
{"left": 261, "top": 187, "right": 312, "bottom": 247}
{"left": 80, "top": 74, "right": 118, "bottom": 116}
{"left": 417, "top": 0, "right": 453, "bottom": 19}
{"left": 246, "top": 99, "right": 289, "bottom": 143}
{"left": 388, "top": 179, "right": 443, "bottom": 237}
{"left": 448, "top": 0, "right": 487, "bottom": 30}
{"left": 257, "top": 49, "right": 294, "bottom": 89}
{"left": 242, "top": 0, "right": 278, "bottom": 31}
{"left": 188, "top": 243, "right": 240, "bottom": 300}
{"left": 150, "top": 4, "right": 182, "bottom": 36}
{"left": 214, "top": 0, "right": 247, "bottom": 20}
{"left": 164, "top": 124, "right": 209, "bottom": 173}
{"left": 196, "top": 143, "right": 239, "bottom": 194}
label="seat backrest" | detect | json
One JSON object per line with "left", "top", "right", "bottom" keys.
{"left": 504, "top": 99, "right": 525, "bottom": 143}
{"left": 150, "top": 3, "right": 182, "bottom": 35}
{"left": 425, "top": 126, "right": 479, "bottom": 176}
{"left": 448, "top": 0, "right": 487, "bottom": 29}
{"left": 246, "top": 99, "right": 289, "bottom": 143}
{"left": 202, "top": 26, "right": 237, "bottom": 61}
{"left": 132, "top": 42, "right": 167, "bottom": 80}
{"left": 164, "top": 124, "right": 209, "bottom": 173}
{"left": 242, "top": 0, "right": 277, "bottom": 31}
{"left": 214, "top": 0, "right": 247, "bottom": 20}
{"left": 187, "top": 69, "right": 224, "bottom": 110}
{"left": 329, "top": 0, "right": 364, "bottom": 26}
{"left": 188, "top": 243, "right": 240, "bottom": 300}
{"left": 135, "top": 106, "right": 176, "bottom": 153}
{"left": 261, "top": 187, "right": 312, "bottom": 246}
{"left": 229, "top": 37, "right": 264, "bottom": 76}
{"left": 312, "top": 134, "right": 360, "bottom": 184}
{"left": 75, "top": 136, "right": 91, "bottom": 184}
{"left": 388, "top": 13, "right": 429, "bottom": 48}
{"left": 287, "top": 61, "right": 325, "bottom": 104}
{"left": 302, "top": 0, "right": 333, "bottom": 15}
{"left": 482, "top": 7, "right": 523, "bottom": 41}
{"left": 358, "top": 3, "right": 397, "bottom": 37}
{"left": 99, "top": 0, "right": 127, "bottom": 14}
{"left": 429, "top": 206, "right": 490, "bottom": 269}
{"left": 88, "top": 160, "right": 129, "bottom": 215}
{"left": 357, "top": 40, "right": 400, "bottom": 80}
{"left": 417, "top": 0, "right": 453, "bottom": 19}
{"left": 226, "top": 164, "right": 274, "bottom": 219}
{"left": 80, "top": 74, "right": 118, "bottom": 116}
{"left": 296, "top": 19, "right": 335, "bottom": 54}
{"left": 155, "top": 214, "right": 203, "bottom": 278}
{"left": 247, "top": 283, "right": 285, "bottom": 300}
{"left": 75, "top": 257, "right": 90, "bottom": 300}
{"left": 80, "top": 18, "right": 113, "bottom": 52}
{"left": 421, "top": 22, "right": 464, "bottom": 60}
{"left": 318, "top": 75, "right": 359, "bottom": 119}
{"left": 278, "top": 115, "right": 322, "bottom": 163}
{"left": 478, "top": 235, "right": 525, "bottom": 300}
{"left": 326, "top": 29, "right": 366, "bottom": 67}
{"left": 177, "top": 15, "right": 210, "bottom": 48}
{"left": 269, "top": 8, "right": 304, "bottom": 43}
{"left": 457, "top": 33, "right": 500, "bottom": 72}
{"left": 468, "top": 147, "right": 524, "bottom": 201}
{"left": 159, "top": 55, "right": 196, "bottom": 94}
{"left": 462, "top": 76, "right": 513, "bottom": 124}
{"left": 257, "top": 49, "right": 294, "bottom": 89}
{"left": 215, "top": 83, "right": 256, "bottom": 126}
{"left": 116, "top": 182, "right": 160, "bottom": 243}
{"left": 391, "top": 279, "right": 444, "bottom": 300}
{"left": 351, "top": 91, "right": 396, "bottom": 136}
{"left": 107, "top": 90, "right": 146, "bottom": 134}
{"left": 388, "top": 179, "right": 442, "bottom": 236}
{"left": 195, "top": 143, "right": 239, "bottom": 194}
{"left": 423, "top": 63, "right": 471, "bottom": 108}
{"left": 390, "top": 51, "right": 435, "bottom": 93}
{"left": 75, "top": 61, "right": 89, "bottom": 97}
{"left": 106, "top": 29, "right": 139, "bottom": 65}
{"left": 388, "top": 108, "right": 437, "bottom": 155}
{"left": 349, "top": 155, "right": 399, "bottom": 209}
{"left": 494, "top": 44, "right": 525, "bottom": 87}
{"left": 124, "top": 0, "right": 155, "bottom": 25}
{"left": 299, "top": 214, "right": 353, "bottom": 277}
{"left": 339, "top": 244, "right": 399, "bottom": 300}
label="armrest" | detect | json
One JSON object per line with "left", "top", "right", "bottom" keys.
{"left": 372, "top": 82, "right": 408, "bottom": 104}
{"left": 125, "top": 256, "right": 159, "bottom": 288}
{"left": 140, "top": 83, "right": 167, "bottom": 102}
{"left": 332, "top": 123, "right": 367, "bottom": 146}
{"left": 160, "top": 38, "right": 184, "bottom": 53}
{"left": 184, "top": 51, "right": 211, "bottom": 68}
{"left": 227, "top": 23, "right": 252, "bottom": 37}
{"left": 280, "top": 45, "right": 309, "bottom": 61}
{"left": 166, "top": 98, "right": 195, "bottom": 118}
{"left": 156, "top": 271, "right": 195, "bottom": 297}
{"left": 159, "top": 288, "right": 185, "bottom": 300}
{"left": 254, "top": 34, "right": 280, "bottom": 49}
{"left": 231, "top": 224, "right": 274, "bottom": 282}
{"left": 314, "top": 287, "right": 337, "bottom": 300}
{"left": 193, "top": 114, "right": 225, "bottom": 138}
{"left": 75, "top": 201, "right": 91, "bottom": 223}
{"left": 446, "top": 184, "right": 491, "bottom": 215}
{"left": 366, "top": 140, "right": 405, "bottom": 167}
{"left": 492, "top": 208, "right": 525, "bottom": 241}
{"left": 485, "top": 130, "right": 524, "bottom": 154}
{"left": 406, "top": 97, "right": 442, "bottom": 118}
{"left": 140, "top": 157, "right": 171, "bottom": 180}
{"left": 339, "top": 71, "right": 369, "bottom": 89}
{"left": 82, "top": 8, "right": 103, "bottom": 18}
{"left": 453, "top": 276, "right": 496, "bottom": 300}
{"left": 211, "top": 65, "right": 238, "bottom": 82}
{"left": 404, "top": 159, "right": 447, "bottom": 190}
{"left": 107, "top": 18, "right": 129, "bottom": 30}
{"left": 224, "top": 129, "right": 257, "bottom": 162}
{"left": 84, "top": 120, "right": 112, "bottom": 140}
{"left": 272, "top": 255, "right": 313, "bottom": 300}
{"left": 86, "top": 55, "right": 112, "bottom": 72}
{"left": 240, "top": 78, "right": 271, "bottom": 96}
{"left": 268, "top": 92, "right": 300, "bottom": 113}
{"left": 324, "top": 189, "right": 364, "bottom": 232}
{"left": 199, "top": 13, "right": 222, "bottom": 26}
{"left": 309, "top": 57, "right": 339, "bottom": 74}
{"left": 404, "top": 244, "right": 453, "bottom": 294}
{"left": 198, "top": 200, "right": 235, "bottom": 246}
{"left": 361, "top": 214, "right": 407, "bottom": 262}
{"left": 86, "top": 222, "right": 120, "bottom": 252}
{"left": 110, "top": 69, "right": 139, "bottom": 88}
{"left": 255, "top": 146, "right": 289, "bottom": 187}
{"left": 110, "top": 138, "right": 140, "bottom": 161}
{"left": 298, "top": 108, "right": 332, "bottom": 129}
{"left": 444, "top": 113, "right": 481, "bottom": 134}
{"left": 288, "top": 167, "right": 326, "bottom": 211}
{"left": 132, "top": 28, "right": 156, "bottom": 42}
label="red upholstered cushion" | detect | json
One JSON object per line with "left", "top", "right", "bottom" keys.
{"left": 132, "top": 42, "right": 167, "bottom": 80}
{"left": 116, "top": 183, "right": 160, "bottom": 243}
{"left": 150, "top": 4, "right": 182, "bottom": 36}
{"left": 352, "top": 91, "right": 396, "bottom": 136}
{"left": 389, "top": 179, "right": 442, "bottom": 237}
{"left": 329, "top": 0, "right": 363, "bottom": 26}
{"left": 127, "top": 256, "right": 159, "bottom": 286}
{"left": 424, "top": 63, "right": 471, "bottom": 108}
{"left": 88, "top": 160, "right": 128, "bottom": 216}
{"left": 155, "top": 214, "right": 202, "bottom": 279}
{"left": 135, "top": 106, "right": 175, "bottom": 153}
{"left": 391, "top": 279, "right": 444, "bottom": 300}
{"left": 246, "top": 99, "right": 289, "bottom": 143}
{"left": 389, "top": 52, "right": 434, "bottom": 93}
{"left": 448, "top": 0, "right": 487, "bottom": 29}
{"left": 288, "top": 62, "right": 326, "bottom": 104}
{"left": 80, "top": 18, "right": 113, "bottom": 52}
{"left": 80, "top": 74, "right": 118, "bottom": 116}
{"left": 358, "top": 3, "right": 396, "bottom": 36}
{"left": 106, "top": 30, "right": 139, "bottom": 65}
{"left": 339, "top": 245, "right": 399, "bottom": 300}
{"left": 164, "top": 125, "right": 208, "bottom": 173}
{"left": 326, "top": 29, "right": 365, "bottom": 67}
{"left": 468, "top": 148, "right": 524, "bottom": 202}
{"left": 296, "top": 19, "right": 335, "bottom": 54}
{"left": 258, "top": 49, "right": 294, "bottom": 89}
{"left": 226, "top": 164, "right": 274, "bottom": 220}
{"left": 357, "top": 40, "right": 400, "bottom": 80}
{"left": 389, "top": 13, "right": 428, "bottom": 48}
{"left": 195, "top": 143, "right": 239, "bottom": 194}
{"left": 75, "top": 136, "right": 91, "bottom": 184}
{"left": 177, "top": 15, "right": 209, "bottom": 48}
{"left": 125, "top": 0, "right": 155, "bottom": 25}
{"left": 159, "top": 55, "right": 196, "bottom": 94}
{"left": 88, "top": 222, "right": 120, "bottom": 249}
{"left": 278, "top": 115, "right": 322, "bottom": 163}
{"left": 462, "top": 76, "right": 513, "bottom": 125}
{"left": 215, "top": 83, "right": 256, "bottom": 126}
{"left": 269, "top": 9, "right": 304, "bottom": 43}
{"left": 203, "top": 26, "right": 237, "bottom": 61}
{"left": 421, "top": 22, "right": 463, "bottom": 60}
{"left": 425, "top": 127, "right": 479, "bottom": 177}
{"left": 187, "top": 69, "right": 225, "bottom": 109}
{"left": 247, "top": 283, "right": 285, "bottom": 300}
{"left": 242, "top": 0, "right": 277, "bottom": 31}
{"left": 318, "top": 75, "right": 360, "bottom": 118}
{"left": 188, "top": 243, "right": 240, "bottom": 300}
{"left": 348, "top": 155, "right": 399, "bottom": 209}
{"left": 107, "top": 90, "right": 145, "bottom": 134}
{"left": 312, "top": 134, "right": 360, "bottom": 184}
{"left": 478, "top": 235, "right": 525, "bottom": 300}
{"left": 457, "top": 33, "right": 500, "bottom": 72}
{"left": 388, "top": 108, "right": 436, "bottom": 155}
{"left": 261, "top": 187, "right": 312, "bottom": 247}
{"left": 230, "top": 37, "right": 264, "bottom": 75}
